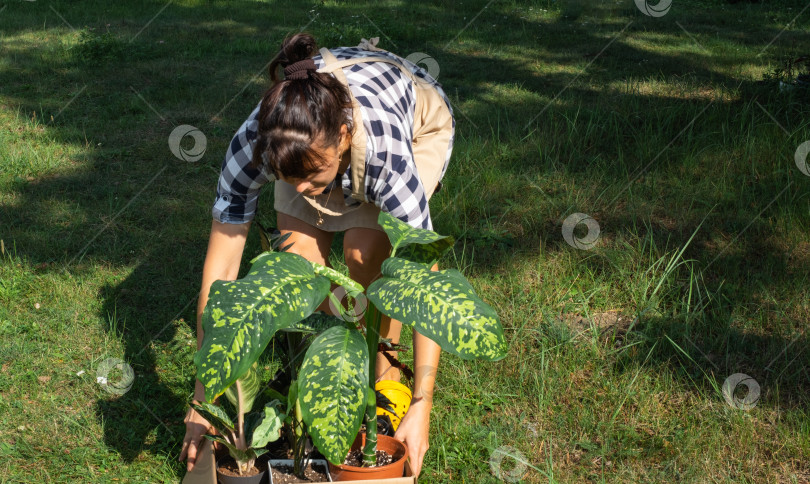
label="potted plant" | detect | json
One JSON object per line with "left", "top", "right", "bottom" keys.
{"left": 265, "top": 315, "right": 342, "bottom": 482}
{"left": 190, "top": 364, "right": 285, "bottom": 483}
{"left": 195, "top": 212, "right": 507, "bottom": 481}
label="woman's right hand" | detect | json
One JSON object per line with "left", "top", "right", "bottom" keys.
{"left": 179, "top": 406, "right": 212, "bottom": 472}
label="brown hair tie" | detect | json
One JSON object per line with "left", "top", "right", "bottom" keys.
{"left": 284, "top": 59, "right": 317, "bottom": 80}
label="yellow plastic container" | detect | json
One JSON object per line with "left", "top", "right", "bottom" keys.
{"left": 375, "top": 380, "right": 412, "bottom": 431}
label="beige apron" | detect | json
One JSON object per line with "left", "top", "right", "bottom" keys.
{"left": 273, "top": 44, "right": 453, "bottom": 232}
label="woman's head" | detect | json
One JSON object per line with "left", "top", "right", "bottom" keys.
{"left": 251, "top": 33, "right": 353, "bottom": 191}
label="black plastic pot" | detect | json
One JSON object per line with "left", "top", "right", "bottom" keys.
{"left": 216, "top": 460, "right": 268, "bottom": 484}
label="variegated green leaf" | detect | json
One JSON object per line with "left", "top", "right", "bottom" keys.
{"left": 246, "top": 400, "right": 285, "bottom": 448}
{"left": 191, "top": 402, "right": 234, "bottom": 435}
{"left": 257, "top": 223, "right": 273, "bottom": 252}
{"left": 398, "top": 237, "right": 454, "bottom": 266}
{"left": 367, "top": 257, "right": 507, "bottom": 361}
{"left": 204, "top": 435, "right": 257, "bottom": 464}
{"left": 255, "top": 222, "right": 295, "bottom": 253}
{"left": 298, "top": 325, "right": 368, "bottom": 464}
{"left": 264, "top": 387, "right": 288, "bottom": 407}
{"left": 377, "top": 211, "right": 454, "bottom": 263}
{"left": 310, "top": 263, "right": 365, "bottom": 298}
{"left": 195, "top": 251, "right": 331, "bottom": 402}
{"left": 224, "top": 364, "right": 261, "bottom": 414}
{"left": 280, "top": 312, "right": 345, "bottom": 334}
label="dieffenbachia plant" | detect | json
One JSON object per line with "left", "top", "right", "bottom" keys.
{"left": 194, "top": 211, "right": 507, "bottom": 467}
{"left": 191, "top": 364, "right": 285, "bottom": 476}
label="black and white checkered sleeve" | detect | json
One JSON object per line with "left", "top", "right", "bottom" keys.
{"left": 212, "top": 103, "right": 275, "bottom": 224}
{"left": 373, "top": 152, "right": 432, "bottom": 230}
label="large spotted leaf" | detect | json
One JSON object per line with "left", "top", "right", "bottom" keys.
{"left": 367, "top": 257, "right": 507, "bottom": 361}
{"left": 195, "top": 251, "right": 331, "bottom": 401}
{"left": 298, "top": 325, "right": 368, "bottom": 465}
{"left": 377, "top": 212, "right": 453, "bottom": 265}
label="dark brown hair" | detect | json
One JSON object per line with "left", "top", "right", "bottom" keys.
{"left": 250, "top": 33, "right": 353, "bottom": 180}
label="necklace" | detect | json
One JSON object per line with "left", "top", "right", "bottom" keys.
{"left": 314, "top": 184, "right": 335, "bottom": 226}
{"left": 313, "top": 148, "right": 348, "bottom": 226}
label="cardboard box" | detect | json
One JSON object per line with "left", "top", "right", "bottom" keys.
{"left": 181, "top": 442, "right": 417, "bottom": 484}
{"left": 181, "top": 439, "right": 217, "bottom": 484}
{"left": 328, "top": 460, "right": 416, "bottom": 484}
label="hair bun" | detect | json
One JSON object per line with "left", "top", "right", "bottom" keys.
{"left": 284, "top": 59, "right": 317, "bottom": 80}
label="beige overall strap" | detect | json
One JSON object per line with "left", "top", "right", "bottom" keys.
{"left": 317, "top": 47, "right": 429, "bottom": 201}
{"left": 317, "top": 48, "right": 368, "bottom": 202}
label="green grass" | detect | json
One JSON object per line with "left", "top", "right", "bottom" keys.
{"left": 2, "top": 0, "right": 810, "bottom": 482}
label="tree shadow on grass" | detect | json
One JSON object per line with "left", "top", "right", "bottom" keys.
{"left": 573, "top": 214, "right": 810, "bottom": 409}
{"left": 461, "top": 185, "right": 810, "bottom": 407}
{"left": 627, "top": 315, "right": 810, "bottom": 412}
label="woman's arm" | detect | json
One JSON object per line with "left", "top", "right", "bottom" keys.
{"left": 393, "top": 262, "right": 441, "bottom": 477}
{"left": 180, "top": 219, "right": 251, "bottom": 471}
{"left": 195, "top": 220, "right": 252, "bottom": 349}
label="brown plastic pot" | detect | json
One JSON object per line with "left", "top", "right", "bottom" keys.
{"left": 328, "top": 434, "right": 408, "bottom": 481}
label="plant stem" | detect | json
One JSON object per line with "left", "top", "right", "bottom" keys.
{"left": 294, "top": 396, "right": 307, "bottom": 479}
{"left": 235, "top": 379, "right": 247, "bottom": 475}
{"left": 362, "top": 303, "right": 382, "bottom": 466}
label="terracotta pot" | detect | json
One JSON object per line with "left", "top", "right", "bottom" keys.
{"left": 329, "top": 434, "right": 408, "bottom": 481}
{"left": 216, "top": 459, "right": 268, "bottom": 484}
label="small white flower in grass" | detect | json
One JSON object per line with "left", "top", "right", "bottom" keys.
{"left": 96, "top": 358, "right": 134, "bottom": 396}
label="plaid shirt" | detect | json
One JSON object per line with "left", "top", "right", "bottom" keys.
{"left": 213, "top": 47, "right": 454, "bottom": 230}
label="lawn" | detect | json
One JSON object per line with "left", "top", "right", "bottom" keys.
{"left": 1, "top": 0, "right": 809, "bottom": 482}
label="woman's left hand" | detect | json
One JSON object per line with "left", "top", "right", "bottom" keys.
{"left": 393, "top": 397, "right": 432, "bottom": 477}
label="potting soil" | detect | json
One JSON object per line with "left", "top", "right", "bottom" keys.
{"left": 270, "top": 463, "right": 330, "bottom": 483}
{"left": 342, "top": 449, "right": 393, "bottom": 468}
